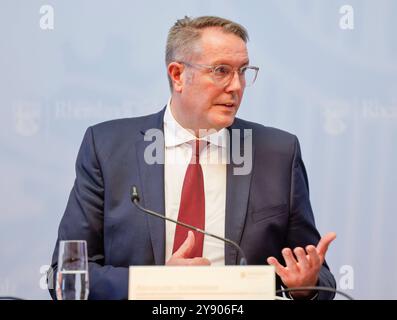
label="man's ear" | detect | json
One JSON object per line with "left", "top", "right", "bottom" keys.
{"left": 168, "top": 62, "right": 184, "bottom": 92}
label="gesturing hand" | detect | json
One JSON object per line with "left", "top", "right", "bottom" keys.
{"left": 166, "top": 231, "right": 211, "bottom": 266}
{"left": 267, "top": 232, "right": 336, "bottom": 299}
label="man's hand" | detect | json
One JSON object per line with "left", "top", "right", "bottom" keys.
{"left": 267, "top": 232, "right": 336, "bottom": 299}
{"left": 166, "top": 231, "right": 211, "bottom": 266}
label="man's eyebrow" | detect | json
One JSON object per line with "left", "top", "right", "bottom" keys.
{"left": 211, "top": 60, "right": 250, "bottom": 66}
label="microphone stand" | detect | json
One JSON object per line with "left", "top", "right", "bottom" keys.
{"left": 130, "top": 185, "right": 247, "bottom": 265}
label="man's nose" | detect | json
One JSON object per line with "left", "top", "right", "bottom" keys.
{"left": 225, "top": 70, "right": 244, "bottom": 92}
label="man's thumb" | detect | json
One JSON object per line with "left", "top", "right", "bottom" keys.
{"left": 173, "top": 231, "right": 195, "bottom": 259}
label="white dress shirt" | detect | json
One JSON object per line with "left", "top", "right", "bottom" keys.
{"left": 164, "top": 99, "right": 227, "bottom": 265}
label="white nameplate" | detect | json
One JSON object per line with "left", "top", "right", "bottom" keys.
{"left": 129, "top": 265, "right": 275, "bottom": 300}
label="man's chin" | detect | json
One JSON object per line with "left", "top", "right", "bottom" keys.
{"left": 211, "top": 114, "right": 236, "bottom": 130}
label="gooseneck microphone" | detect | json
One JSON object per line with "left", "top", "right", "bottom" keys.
{"left": 130, "top": 185, "right": 247, "bottom": 265}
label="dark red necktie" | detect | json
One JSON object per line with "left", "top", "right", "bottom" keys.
{"left": 172, "top": 140, "right": 206, "bottom": 257}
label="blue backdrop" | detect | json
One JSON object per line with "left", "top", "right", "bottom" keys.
{"left": 1, "top": 0, "right": 396, "bottom": 299}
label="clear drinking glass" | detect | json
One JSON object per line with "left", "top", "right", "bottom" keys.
{"left": 56, "top": 240, "right": 89, "bottom": 300}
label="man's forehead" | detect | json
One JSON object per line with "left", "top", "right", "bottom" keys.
{"left": 197, "top": 28, "right": 249, "bottom": 64}
{"left": 199, "top": 28, "right": 247, "bottom": 49}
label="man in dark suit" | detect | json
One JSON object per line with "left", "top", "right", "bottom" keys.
{"left": 49, "top": 16, "right": 336, "bottom": 300}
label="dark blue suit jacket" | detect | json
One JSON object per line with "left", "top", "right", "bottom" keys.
{"left": 49, "top": 107, "right": 336, "bottom": 299}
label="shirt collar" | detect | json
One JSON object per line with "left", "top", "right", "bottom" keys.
{"left": 163, "top": 98, "right": 228, "bottom": 149}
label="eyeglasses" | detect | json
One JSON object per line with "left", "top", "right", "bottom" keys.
{"left": 179, "top": 61, "right": 259, "bottom": 87}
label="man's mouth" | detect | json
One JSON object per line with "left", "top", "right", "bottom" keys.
{"left": 216, "top": 103, "right": 235, "bottom": 108}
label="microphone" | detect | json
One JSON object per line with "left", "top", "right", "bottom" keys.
{"left": 130, "top": 185, "right": 247, "bottom": 265}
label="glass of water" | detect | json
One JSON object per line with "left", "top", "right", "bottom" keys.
{"left": 56, "top": 240, "right": 89, "bottom": 300}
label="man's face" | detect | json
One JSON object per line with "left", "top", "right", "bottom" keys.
{"left": 177, "top": 27, "right": 249, "bottom": 132}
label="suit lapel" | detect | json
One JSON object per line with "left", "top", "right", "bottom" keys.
{"left": 135, "top": 108, "right": 166, "bottom": 265}
{"left": 225, "top": 121, "right": 254, "bottom": 265}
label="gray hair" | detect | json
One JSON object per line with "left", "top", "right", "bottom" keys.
{"left": 165, "top": 16, "right": 249, "bottom": 90}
